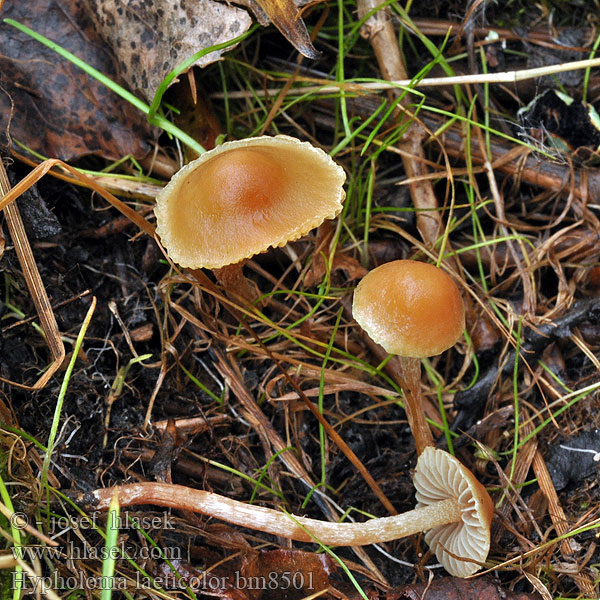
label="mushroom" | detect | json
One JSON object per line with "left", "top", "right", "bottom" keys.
{"left": 413, "top": 447, "right": 492, "bottom": 577}
{"left": 89, "top": 447, "right": 492, "bottom": 577}
{"left": 154, "top": 135, "right": 346, "bottom": 300}
{"left": 352, "top": 260, "right": 465, "bottom": 454}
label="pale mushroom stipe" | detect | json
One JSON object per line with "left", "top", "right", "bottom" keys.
{"left": 90, "top": 447, "right": 492, "bottom": 577}
{"left": 352, "top": 259, "right": 465, "bottom": 454}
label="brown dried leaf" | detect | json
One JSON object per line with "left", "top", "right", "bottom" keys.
{"left": 306, "top": 250, "right": 367, "bottom": 287}
{"left": 0, "top": 0, "right": 154, "bottom": 161}
{"left": 390, "top": 576, "right": 542, "bottom": 600}
{"left": 251, "top": 0, "right": 319, "bottom": 59}
{"left": 238, "top": 549, "right": 333, "bottom": 600}
{"left": 82, "top": 0, "right": 252, "bottom": 102}
{"left": 153, "top": 550, "right": 333, "bottom": 600}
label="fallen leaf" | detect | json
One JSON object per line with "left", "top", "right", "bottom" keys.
{"left": 250, "top": 0, "right": 320, "bottom": 59}
{"left": 0, "top": 0, "right": 154, "bottom": 161}
{"left": 153, "top": 549, "right": 333, "bottom": 600}
{"left": 388, "top": 576, "right": 542, "bottom": 600}
{"left": 238, "top": 549, "right": 334, "bottom": 600}
{"left": 306, "top": 250, "right": 367, "bottom": 287}
{"left": 82, "top": 0, "right": 252, "bottom": 103}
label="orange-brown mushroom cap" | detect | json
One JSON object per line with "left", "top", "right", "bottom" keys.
{"left": 154, "top": 136, "right": 346, "bottom": 269}
{"left": 352, "top": 260, "right": 465, "bottom": 358}
{"left": 414, "top": 447, "right": 493, "bottom": 577}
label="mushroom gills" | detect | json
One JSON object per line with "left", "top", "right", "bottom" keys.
{"left": 415, "top": 447, "right": 493, "bottom": 577}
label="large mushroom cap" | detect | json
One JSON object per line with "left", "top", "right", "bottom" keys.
{"left": 352, "top": 260, "right": 465, "bottom": 358}
{"left": 154, "top": 135, "right": 346, "bottom": 269}
{"left": 414, "top": 447, "right": 493, "bottom": 577}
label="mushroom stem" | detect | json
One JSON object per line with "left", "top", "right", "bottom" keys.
{"left": 214, "top": 261, "right": 259, "bottom": 304}
{"left": 88, "top": 482, "right": 462, "bottom": 546}
{"left": 399, "top": 356, "right": 434, "bottom": 455}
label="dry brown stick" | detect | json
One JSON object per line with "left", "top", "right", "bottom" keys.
{"left": 0, "top": 160, "right": 65, "bottom": 389}
{"left": 356, "top": 0, "right": 443, "bottom": 247}
{"left": 431, "top": 117, "right": 600, "bottom": 207}
{"left": 531, "top": 450, "right": 596, "bottom": 596}
{"left": 531, "top": 451, "right": 573, "bottom": 558}
{"left": 410, "top": 18, "right": 595, "bottom": 51}
{"left": 331, "top": 94, "right": 600, "bottom": 204}
{"left": 151, "top": 415, "right": 229, "bottom": 434}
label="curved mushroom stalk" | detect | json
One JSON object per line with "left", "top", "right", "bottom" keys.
{"left": 89, "top": 448, "right": 491, "bottom": 578}
{"left": 398, "top": 355, "right": 434, "bottom": 455}
{"left": 352, "top": 260, "right": 465, "bottom": 455}
{"left": 214, "top": 261, "right": 259, "bottom": 304}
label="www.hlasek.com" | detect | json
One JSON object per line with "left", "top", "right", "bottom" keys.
{"left": 12, "top": 541, "right": 182, "bottom": 562}
{"left": 13, "top": 570, "right": 317, "bottom": 592}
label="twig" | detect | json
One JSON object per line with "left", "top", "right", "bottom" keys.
{"left": 211, "top": 57, "right": 600, "bottom": 99}
{"left": 410, "top": 18, "right": 595, "bottom": 51}
{"left": 320, "top": 93, "right": 600, "bottom": 205}
{"left": 0, "top": 159, "right": 65, "bottom": 389}
{"left": 358, "top": 0, "right": 445, "bottom": 247}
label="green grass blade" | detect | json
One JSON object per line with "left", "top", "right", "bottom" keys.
{"left": 101, "top": 490, "right": 120, "bottom": 600}
{"left": 283, "top": 510, "right": 368, "bottom": 600}
{"left": 509, "top": 318, "right": 523, "bottom": 482}
{"left": 0, "top": 472, "right": 23, "bottom": 600}
{"left": 41, "top": 297, "right": 96, "bottom": 491}
{"left": 148, "top": 24, "right": 259, "bottom": 123}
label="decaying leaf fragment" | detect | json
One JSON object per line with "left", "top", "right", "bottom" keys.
{"left": 152, "top": 549, "right": 334, "bottom": 600}
{"left": 245, "top": 0, "right": 320, "bottom": 59}
{"left": 81, "top": 0, "right": 253, "bottom": 103}
{"left": 0, "top": 0, "right": 154, "bottom": 161}
{"left": 392, "top": 576, "right": 542, "bottom": 600}
{"left": 83, "top": 0, "right": 318, "bottom": 105}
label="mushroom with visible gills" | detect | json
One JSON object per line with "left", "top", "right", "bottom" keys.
{"left": 89, "top": 447, "right": 492, "bottom": 577}
{"left": 154, "top": 135, "right": 346, "bottom": 300}
{"left": 352, "top": 259, "right": 465, "bottom": 454}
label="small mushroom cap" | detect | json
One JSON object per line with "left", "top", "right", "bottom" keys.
{"left": 154, "top": 135, "right": 346, "bottom": 269}
{"left": 352, "top": 260, "right": 465, "bottom": 358}
{"left": 414, "top": 447, "right": 493, "bottom": 577}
